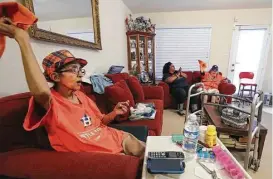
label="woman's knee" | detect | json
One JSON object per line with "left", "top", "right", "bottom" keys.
{"left": 191, "top": 88, "right": 198, "bottom": 94}
{"left": 123, "top": 134, "right": 145, "bottom": 157}
{"left": 175, "top": 88, "right": 187, "bottom": 97}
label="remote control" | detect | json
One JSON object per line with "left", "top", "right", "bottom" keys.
{"left": 148, "top": 151, "right": 185, "bottom": 159}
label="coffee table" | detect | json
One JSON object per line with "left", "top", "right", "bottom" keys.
{"left": 142, "top": 136, "right": 252, "bottom": 179}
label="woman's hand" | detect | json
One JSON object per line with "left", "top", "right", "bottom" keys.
{"left": 0, "top": 17, "right": 29, "bottom": 42}
{"left": 114, "top": 101, "right": 130, "bottom": 115}
{"left": 198, "top": 60, "right": 207, "bottom": 72}
{"left": 221, "top": 78, "right": 229, "bottom": 83}
{"left": 180, "top": 72, "right": 187, "bottom": 78}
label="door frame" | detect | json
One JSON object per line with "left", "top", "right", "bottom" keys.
{"left": 227, "top": 24, "right": 271, "bottom": 89}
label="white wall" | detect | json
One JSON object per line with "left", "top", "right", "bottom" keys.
{"left": 134, "top": 8, "right": 272, "bottom": 91}
{"left": 0, "top": 0, "right": 131, "bottom": 97}
{"left": 262, "top": 47, "right": 272, "bottom": 93}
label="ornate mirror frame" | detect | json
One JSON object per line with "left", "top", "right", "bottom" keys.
{"left": 23, "top": 0, "right": 102, "bottom": 50}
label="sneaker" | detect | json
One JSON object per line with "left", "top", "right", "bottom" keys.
{"left": 177, "top": 110, "right": 185, "bottom": 116}
{"left": 190, "top": 104, "right": 199, "bottom": 113}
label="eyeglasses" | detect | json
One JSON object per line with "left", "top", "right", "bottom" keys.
{"left": 59, "top": 67, "right": 86, "bottom": 76}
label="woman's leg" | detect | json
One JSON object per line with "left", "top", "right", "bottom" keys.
{"left": 202, "top": 89, "right": 208, "bottom": 103}
{"left": 197, "top": 87, "right": 208, "bottom": 103}
{"left": 184, "top": 86, "right": 199, "bottom": 112}
{"left": 122, "top": 132, "right": 146, "bottom": 159}
{"left": 171, "top": 87, "right": 187, "bottom": 104}
{"left": 209, "top": 89, "right": 219, "bottom": 103}
{"left": 171, "top": 87, "right": 187, "bottom": 115}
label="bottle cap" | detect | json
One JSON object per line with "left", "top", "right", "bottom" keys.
{"left": 189, "top": 114, "right": 197, "bottom": 120}
{"left": 207, "top": 125, "right": 216, "bottom": 132}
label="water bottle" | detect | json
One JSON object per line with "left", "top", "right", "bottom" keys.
{"left": 182, "top": 114, "right": 200, "bottom": 153}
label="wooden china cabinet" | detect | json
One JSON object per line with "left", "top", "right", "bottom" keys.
{"left": 126, "top": 31, "right": 156, "bottom": 84}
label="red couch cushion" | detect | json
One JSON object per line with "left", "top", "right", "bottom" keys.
{"left": 192, "top": 71, "right": 202, "bottom": 84}
{"left": 127, "top": 76, "right": 145, "bottom": 103}
{"left": 105, "top": 80, "right": 135, "bottom": 121}
{"left": 105, "top": 73, "right": 130, "bottom": 83}
{"left": 142, "top": 85, "right": 164, "bottom": 101}
{"left": 0, "top": 93, "right": 39, "bottom": 152}
{"left": 0, "top": 148, "right": 140, "bottom": 179}
{"left": 183, "top": 71, "right": 193, "bottom": 85}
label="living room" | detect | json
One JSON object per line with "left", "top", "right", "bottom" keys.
{"left": 0, "top": 0, "right": 272, "bottom": 179}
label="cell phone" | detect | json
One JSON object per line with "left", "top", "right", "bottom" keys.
{"left": 178, "top": 67, "right": 182, "bottom": 72}
{"left": 147, "top": 158, "right": 185, "bottom": 174}
{"left": 148, "top": 151, "right": 185, "bottom": 159}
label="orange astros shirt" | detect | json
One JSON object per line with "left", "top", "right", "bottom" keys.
{"left": 23, "top": 89, "right": 124, "bottom": 153}
{"left": 201, "top": 72, "right": 225, "bottom": 89}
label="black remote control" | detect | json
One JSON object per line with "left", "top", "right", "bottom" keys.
{"left": 148, "top": 151, "right": 185, "bottom": 159}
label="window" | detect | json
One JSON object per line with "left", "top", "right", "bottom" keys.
{"left": 155, "top": 27, "right": 212, "bottom": 80}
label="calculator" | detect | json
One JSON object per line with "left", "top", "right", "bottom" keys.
{"left": 148, "top": 151, "right": 185, "bottom": 159}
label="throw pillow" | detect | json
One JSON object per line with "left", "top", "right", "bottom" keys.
{"left": 105, "top": 80, "right": 135, "bottom": 121}
{"left": 105, "top": 73, "right": 130, "bottom": 83}
{"left": 127, "top": 76, "right": 145, "bottom": 103}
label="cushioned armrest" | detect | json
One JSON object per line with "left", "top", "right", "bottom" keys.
{"left": 158, "top": 82, "right": 170, "bottom": 94}
{"left": 157, "top": 82, "right": 172, "bottom": 108}
{"left": 109, "top": 124, "right": 148, "bottom": 142}
{"left": 218, "top": 83, "right": 236, "bottom": 104}
{"left": 218, "top": 83, "right": 236, "bottom": 95}
{"left": 142, "top": 85, "right": 164, "bottom": 100}
{"left": 0, "top": 148, "right": 140, "bottom": 179}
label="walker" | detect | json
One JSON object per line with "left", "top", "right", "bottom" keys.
{"left": 185, "top": 82, "right": 264, "bottom": 171}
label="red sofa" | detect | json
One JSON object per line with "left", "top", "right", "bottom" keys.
{"left": 0, "top": 73, "right": 164, "bottom": 179}
{"left": 158, "top": 71, "right": 236, "bottom": 109}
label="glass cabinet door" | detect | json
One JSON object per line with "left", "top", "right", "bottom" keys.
{"left": 129, "top": 35, "right": 137, "bottom": 73}
{"left": 147, "top": 37, "right": 154, "bottom": 81}
{"left": 127, "top": 32, "right": 155, "bottom": 84}
{"left": 139, "top": 35, "right": 146, "bottom": 72}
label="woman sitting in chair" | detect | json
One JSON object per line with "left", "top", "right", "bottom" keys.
{"left": 162, "top": 62, "right": 198, "bottom": 115}
{"left": 197, "top": 60, "right": 228, "bottom": 103}
{"left": 0, "top": 17, "right": 145, "bottom": 158}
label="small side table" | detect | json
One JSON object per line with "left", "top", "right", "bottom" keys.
{"left": 142, "top": 136, "right": 252, "bottom": 179}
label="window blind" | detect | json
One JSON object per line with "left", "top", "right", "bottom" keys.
{"left": 155, "top": 27, "right": 212, "bottom": 80}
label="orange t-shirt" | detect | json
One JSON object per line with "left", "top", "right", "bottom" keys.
{"left": 23, "top": 89, "right": 124, "bottom": 153}
{"left": 201, "top": 72, "right": 225, "bottom": 89}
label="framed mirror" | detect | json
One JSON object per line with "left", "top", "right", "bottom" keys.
{"left": 23, "top": 0, "right": 102, "bottom": 50}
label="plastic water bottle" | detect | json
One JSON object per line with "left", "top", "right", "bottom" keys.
{"left": 182, "top": 114, "right": 200, "bottom": 153}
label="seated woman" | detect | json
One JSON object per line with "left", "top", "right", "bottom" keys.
{"left": 162, "top": 62, "right": 198, "bottom": 115}
{"left": 198, "top": 60, "right": 228, "bottom": 103}
{"left": 0, "top": 17, "right": 145, "bottom": 157}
